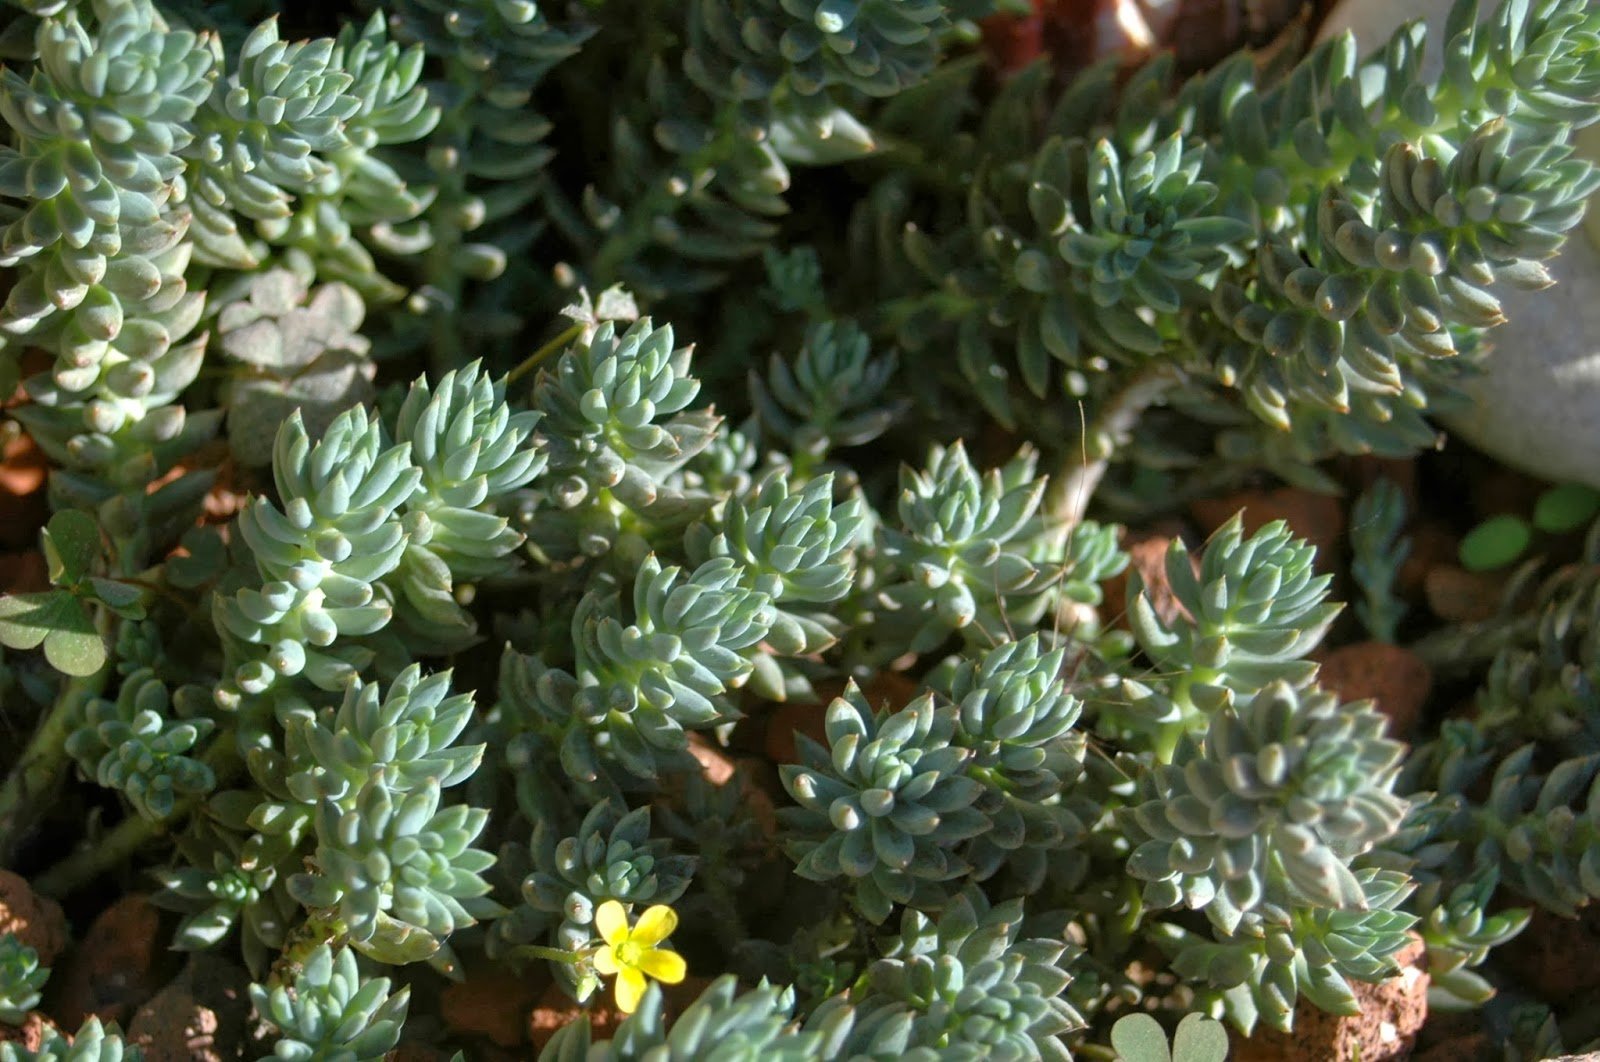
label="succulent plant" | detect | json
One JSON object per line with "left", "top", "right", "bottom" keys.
{"left": 780, "top": 683, "right": 988, "bottom": 923}
{"left": 689, "top": 470, "right": 866, "bottom": 667}
{"left": 501, "top": 554, "right": 778, "bottom": 785}
{"left": 0, "top": 0, "right": 1595, "bottom": 1057}
{"left": 0, "top": 1017, "right": 137, "bottom": 1062}
{"left": 283, "top": 664, "right": 483, "bottom": 806}
{"left": 387, "top": 360, "right": 545, "bottom": 646}
{"left": 930, "top": 633, "right": 1087, "bottom": 890}
{"left": 527, "top": 318, "right": 718, "bottom": 560}
{"left": 249, "top": 944, "right": 409, "bottom": 1061}
{"left": 848, "top": 889, "right": 1083, "bottom": 1058}
{"left": 539, "top": 975, "right": 826, "bottom": 1061}
{"left": 0, "top": 934, "right": 47, "bottom": 1025}
{"left": 1153, "top": 869, "right": 1418, "bottom": 1034}
{"left": 287, "top": 777, "right": 501, "bottom": 963}
{"left": 213, "top": 405, "right": 417, "bottom": 706}
{"left": 1121, "top": 681, "right": 1409, "bottom": 929}
{"left": 1129, "top": 515, "right": 1341, "bottom": 714}
{"left": 0, "top": 0, "right": 215, "bottom": 476}
{"left": 65, "top": 666, "right": 216, "bottom": 821}
{"left": 1348, "top": 477, "right": 1411, "bottom": 643}
{"left": 878, "top": 442, "right": 1056, "bottom": 653}
{"left": 750, "top": 318, "right": 905, "bottom": 470}
{"left": 492, "top": 800, "right": 693, "bottom": 995}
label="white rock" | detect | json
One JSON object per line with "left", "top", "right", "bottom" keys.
{"left": 1315, "top": 0, "right": 1600, "bottom": 487}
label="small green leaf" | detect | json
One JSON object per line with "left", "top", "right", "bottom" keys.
{"left": 86, "top": 577, "right": 147, "bottom": 619}
{"left": 1532, "top": 483, "right": 1600, "bottom": 534}
{"left": 1458, "top": 514, "right": 1532, "bottom": 572}
{"left": 0, "top": 591, "right": 104, "bottom": 676}
{"left": 1111, "top": 1013, "right": 1173, "bottom": 1062}
{"left": 44, "top": 620, "right": 107, "bottom": 677}
{"left": 41, "top": 510, "right": 101, "bottom": 586}
{"left": 0, "top": 591, "right": 76, "bottom": 651}
{"left": 1171, "top": 1013, "right": 1230, "bottom": 1062}
{"left": 167, "top": 527, "right": 228, "bottom": 590}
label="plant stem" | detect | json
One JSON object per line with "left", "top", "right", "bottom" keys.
{"left": 32, "top": 802, "right": 183, "bottom": 897}
{"left": 588, "top": 104, "right": 741, "bottom": 289}
{"left": 30, "top": 738, "right": 237, "bottom": 896}
{"left": 507, "top": 321, "right": 585, "bottom": 385}
{"left": 508, "top": 943, "right": 589, "bottom": 964}
{"left": 0, "top": 512, "right": 150, "bottom": 863}
{"left": 0, "top": 661, "right": 109, "bottom": 865}
{"left": 1043, "top": 363, "right": 1185, "bottom": 553}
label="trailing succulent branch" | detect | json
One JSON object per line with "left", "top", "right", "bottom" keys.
{"left": 0, "top": 0, "right": 1596, "bottom": 1056}
{"left": 846, "top": 0, "right": 1600, "bottom": 485}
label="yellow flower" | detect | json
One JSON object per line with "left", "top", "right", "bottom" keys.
{"left": 592, "top": 900, "right": 687, "bottom": 1013}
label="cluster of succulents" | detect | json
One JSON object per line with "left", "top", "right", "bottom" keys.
{"left": 0, "top": 0, "right": 1597, "bottom": 1057}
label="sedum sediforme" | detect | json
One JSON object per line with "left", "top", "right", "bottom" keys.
{"left": 502, "top": 555, "right": 777, "bottom": 785}
{"left": 0, "top": 934, "right": 47, "bottom": 1025}
{"left": 1403, "top": 523, "right": 1600, "bottom": 929}
{"left": 687, "top": 468, "right": 867, "bottom": 697}
{"left": 848, "top": 0, "right": 1600, "bottom": 486}
{"left": 0, "top": 1017, "right": 136, "bottom": 1062}
{"left": 539, "top": 975, "right": 833, "bottom": 1061}
{"left": 1153, "top": 868, "right": 1418, "bottom": 1035}
{"left": 213, "top": 405, "right": 418, "bottom": 703}
{"left": 1129, "top": 514, "right": 1340, "bottom": 703}
{"left": 273, "top": 667, "right": 499, "bottom": 964}
{"left": 526, "top": 317, "right": 718, "bottom": 562}
{"left": 215, "top": 354, "right": 540, "bottom": 703}
{"left": 1120, "top": 681, "right": 1409, "bottom": 928}
{"left": 780, "top": 683, "right": 987, "bottom": 923}
{"left": 383, "top": 0, "right": 589, "bottom": 364}
{"left": 249, "top": 944, "right": 409, "bottom": 1061}
{"left": 388, "top": 360, "right": 545, "bottom": 647}
{"left": 492, "top": 800, "right": 694, "bottom": 997}
{"left": 844, "top": 889, "right": 1083, "bottom": 1059}
{"left": 64, "top": 666, "right": 215, "bottom": 822}
{"left": 750, "top": 317, "right": 905, "bottom": 476}
{"left": 928, "top": 633, "right": 1087, "bottom": 892}
{"left": 1, "top": 0, "right": 1599, "bottom": 1057}
{"left": 1, "top": 0, "right": 215, "bottom": 485}
{"left": 877, "top": 442, "right": 1057, "bottom": 654}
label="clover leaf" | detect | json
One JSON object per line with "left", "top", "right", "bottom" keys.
{"left": 0, "top": 591, "right": 105, "bottom": 677}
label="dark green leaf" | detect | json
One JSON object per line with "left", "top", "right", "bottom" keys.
{"left": 41, "top": 509, "right": 100, "bottom": 586}
{"left": 87, "top": 577, "right": 147, "bottom": 619}
{"left": 1533, "top": 483, "right": 1600, "bottom": 534}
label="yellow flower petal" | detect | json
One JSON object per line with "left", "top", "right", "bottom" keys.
{"left": 614, "top": 967, "right": 648, "bottom": 1014}
{"left": 635, "top": 947, "right": 686, "bottom": 984}
{"left": 595, "top": 900, "right": 630, "bottom": 947}
{"left": 592, "top": 945, "right": 620, "bottom": 975}
{"left": 631, "top": 904, "right": 678, "bottom": 946}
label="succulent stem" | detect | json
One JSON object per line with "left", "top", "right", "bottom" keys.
{"left": 0, "top": 671, "right": 107, "bottom": 866}
{"left": 32, "top": 800, "right": 175, "bottom": 898}
{"left": 1043, "top": 362, "right": 1186, "bottom": 552}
